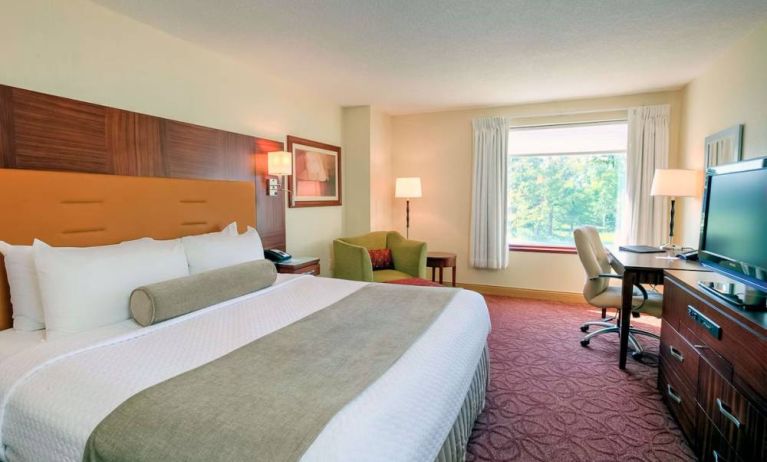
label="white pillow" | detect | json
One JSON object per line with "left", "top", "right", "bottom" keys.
{"left": 0, "top": 242, "right": 45, "bottom": 331}
{"left": 33, "top": 238, "right": 190, "bottom": 337}
{"left": 182, "top": 226, "right": 265, "bottom": 274}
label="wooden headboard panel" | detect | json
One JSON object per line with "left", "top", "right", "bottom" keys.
{"left": 0, "top": 169, "right": 256, "bottom": 330}
{"left": 0, "top": 84, "right": 286, "bottom": 250}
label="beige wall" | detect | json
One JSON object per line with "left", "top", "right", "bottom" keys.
{"left": 391, "top": 91, "right": 683, "bottom": 293}
{"left": 0, "top": 0, "right": 343, "bottom": 274}
{"left": 342, "top": 106, "right": 372, "bottom": 236}
{"left": 370, "top": 108, "right": 393, "bottom": 231}
{"left": 677, "top": 23, "right": 767, "bottom": 246}
{"left": 341, "top": 106, "right": 393, "bottom": 238}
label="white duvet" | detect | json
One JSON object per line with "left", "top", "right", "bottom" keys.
{"left": 0, "top": 275, "right": 490, "bottom": 462}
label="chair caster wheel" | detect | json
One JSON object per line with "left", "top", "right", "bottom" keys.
{"left": 632, "top": 352, "right": 643, "bottom": 361}
{"left": 580, "top": 339, "right": 590, "bottom": 347}
{"left": 580, "top": 325, "right": 589, "bottom": 333}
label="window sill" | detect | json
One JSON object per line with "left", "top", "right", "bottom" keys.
{"left": 508, "top": 244, "right": 577, "bottom": 255}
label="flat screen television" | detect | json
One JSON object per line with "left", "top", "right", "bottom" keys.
{"left": 698, "top": 157, "right": 767, "bottom": 298}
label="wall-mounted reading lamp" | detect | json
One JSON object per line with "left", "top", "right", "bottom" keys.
{"left": 267, "top": 151, "right": 292, "bottom": 197}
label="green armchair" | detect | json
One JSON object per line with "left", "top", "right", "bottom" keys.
{"left": 333, "top": 231, "right": 427, "bottom": 282}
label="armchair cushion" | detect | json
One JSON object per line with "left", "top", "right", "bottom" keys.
{"left": 372, "top": 269, "right": 413, "bottom": 283}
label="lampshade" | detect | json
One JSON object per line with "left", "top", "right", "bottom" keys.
{"left": 267, "top": 151, "right": 292, "bottom": 176}
{"left": 650, "top": 169, "right": 702, "bottom": 197}
{"left": 395, "top": 177, "right": 422, "bottom": 198}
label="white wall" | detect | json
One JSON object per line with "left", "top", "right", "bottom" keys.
{"left": 391, "top": 91, "right": 683, "bottom": 293}
{"left": 678, "top": 23, "right": 767, "bottom": 246}
{"left": 0, "top": 0, "right": 343, "bottom": 274}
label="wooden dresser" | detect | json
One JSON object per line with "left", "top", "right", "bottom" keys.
{"left": 660, "top": 270, "right": 767, "bottom": 462}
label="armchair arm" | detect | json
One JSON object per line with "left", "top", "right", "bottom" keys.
{"left": 332, "top": 240, "right": 374, "bottom": 282}
{"left": 388, "top": 234, "right": 427, "bottom": 278}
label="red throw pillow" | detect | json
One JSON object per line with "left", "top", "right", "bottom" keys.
{"left": 368, "top": 248, "right": 393, "bottom": 270}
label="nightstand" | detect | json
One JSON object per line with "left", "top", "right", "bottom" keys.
{"left": 274, "top": 257, "right": 320, "bottom": 275}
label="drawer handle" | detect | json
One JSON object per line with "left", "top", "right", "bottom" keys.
{"left": 668, "top": 345, "right": 684, "bottom": 362}
{"left": 713, "top": 449, "right": 725, "bottom": 462}
{"left": 716, "top": 398, "right": 742, "bottom": 429}
{"left": 687, "top": 305, "right": 722, "bottom": 339}
{"left": 666, "top": 384, "right": 682, "bottom": 404}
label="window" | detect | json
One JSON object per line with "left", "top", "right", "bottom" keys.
{"left": 507, "top": 122, "right": 627, "bottom": 250}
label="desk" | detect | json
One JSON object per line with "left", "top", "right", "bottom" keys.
{"left": 607, "top": 247, "right": 707, "bottom": 369}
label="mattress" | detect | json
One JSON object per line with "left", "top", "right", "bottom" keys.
{"left": 0, "top": 274, "right": 491, "bottom": 462}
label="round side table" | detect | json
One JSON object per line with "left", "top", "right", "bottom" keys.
{"left": 426, "top": 251, "right": 457, "bottom": 287}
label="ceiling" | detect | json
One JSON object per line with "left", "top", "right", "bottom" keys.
{"left": 92, "top": 0, "right": 767, "bottom": 114}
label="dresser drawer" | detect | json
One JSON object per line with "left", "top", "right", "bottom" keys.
{"left": 663, "top": 278, "right": 691, "bottom": 331}
{"left": 659, "top": 360, "right": 697, "bottom": 445}
{"left": 677, "top": 288, "right": 767, "bottom": 399}
{"left": 659, "top": 321, "right": 700, "bottom": 390}
{"left": 699, "top": 361, "right": 767, "bottom": 461}
{"left": 697, "top": 407, "right": 743, "bottom": 462}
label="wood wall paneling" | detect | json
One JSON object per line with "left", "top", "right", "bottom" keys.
{"left": 12, "top": 89, "right": 111, "bottom": 173}
{"left": 254, "top": 137, "right": 287, "bottom": 250}
{"left": 0, "top": 84, "right": 285, "bottom": 249}
{"left": 0, "top": 86, "right": 14, "bottom": 168}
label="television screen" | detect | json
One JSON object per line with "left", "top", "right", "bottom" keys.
{"left": 701, "top": 166, "right": 767, "bottom": 290}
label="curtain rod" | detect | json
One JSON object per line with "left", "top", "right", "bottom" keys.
{"left": 510, "top": 118, "right": 628, "bottom": 130}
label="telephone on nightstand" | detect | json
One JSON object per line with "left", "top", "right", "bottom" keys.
{"left": 265, "top": 249, "right": 291, "bottom": 263}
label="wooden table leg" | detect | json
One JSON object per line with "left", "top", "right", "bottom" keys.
{"left": 619, "top": 270, "right": 636, "bottom": 369}
{"left": 431, "top": 267, "right": 436, "bottom": 282}
{"left": 439, "top": 267, "right": 444, "bottom": 285}
{"left": 451, "top": 266, "right": 456, "bottom": 287}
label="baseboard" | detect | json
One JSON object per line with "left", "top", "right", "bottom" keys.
{"left": 455, "top": 282, "right": 586, "bottom": 304}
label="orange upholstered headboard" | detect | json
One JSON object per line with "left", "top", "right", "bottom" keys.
{"left": 0, "top": 168, "right": 256, "bottom": 330}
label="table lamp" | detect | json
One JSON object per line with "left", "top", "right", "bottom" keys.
{"left": 650, "top": 168, "right": 702, "bottom": 250}
{"left": 395, "top": 177, "right": 422, "bottom": 238}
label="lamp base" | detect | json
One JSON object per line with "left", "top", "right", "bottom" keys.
{"left": 659, "top": 242, "right": 681, "bottom": 251}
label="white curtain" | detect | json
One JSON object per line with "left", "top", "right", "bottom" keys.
{"left": 622, "top": 105, "right": 670, "bottom": 245}
{"left": 470, "top": 117, "right": 509, "bottom": 269}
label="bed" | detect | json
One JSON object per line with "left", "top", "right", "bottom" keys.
{"left": 0, "top": 169, "right": 490, "bottom": 462}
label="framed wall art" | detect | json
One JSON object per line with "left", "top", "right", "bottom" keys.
{"left": 704, "top": 124, "right": 743, "bottom": 170}
{"left": 286, "top": 135, "right": 342, "bottom": 207}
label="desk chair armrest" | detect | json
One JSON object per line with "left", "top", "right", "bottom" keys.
{"left": 589, "top": 274, "right": 649, "bottom": 309}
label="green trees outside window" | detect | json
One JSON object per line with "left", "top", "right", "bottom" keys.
{"left": 508, "top": 153, "right": 626, "bottom": 246}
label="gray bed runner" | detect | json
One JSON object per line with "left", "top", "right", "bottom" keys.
{"left": 83, "top": 284, "right": 458, "bottom": 462}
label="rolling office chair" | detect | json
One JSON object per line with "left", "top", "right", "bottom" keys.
{"left": 573, "top": 226, "right": 662, "bottom": 359}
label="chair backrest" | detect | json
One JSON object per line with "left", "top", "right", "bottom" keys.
{"left": 573, "top": 226, "right": 613, "bottom": 302}
{"left": 338, "top": 231, "right": 389, "bottom": 250}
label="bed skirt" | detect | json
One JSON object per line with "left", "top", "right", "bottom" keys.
{"left": 434, "top": 344, "right": 489, "bottom": 462}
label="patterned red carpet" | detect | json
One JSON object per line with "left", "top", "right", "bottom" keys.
{"left": 466, "top": 296, "right": 696, "bottom": 462}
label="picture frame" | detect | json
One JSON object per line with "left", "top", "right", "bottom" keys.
{"left": 704, "top": 124, "right": 743, "bottom": 171}
{"left": 286, "top": 135, "right": 342, "bottom": 208}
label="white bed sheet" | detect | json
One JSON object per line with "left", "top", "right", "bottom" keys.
{"left": 0, "top": 330, "right": 44, "bottom": 365}
{"left": 0, "top": 274, "right": 490, "bottom": 462}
